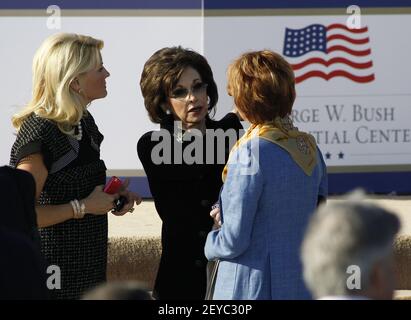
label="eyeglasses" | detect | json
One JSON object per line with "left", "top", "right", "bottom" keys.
{"left": 169, "top": 82, "right": 208, "bottom": 101}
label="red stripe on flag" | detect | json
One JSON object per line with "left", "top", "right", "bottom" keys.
{"left": 327, "top": 45, "right": 371, "bottom": 56}
{"left": 291, "top": 57, "right": 373, "bottom": 70}
{"left": 326, "top": 34, "right": 369, "bottom": 44}
{"left": 295, "top": 70, "right": 375, "bottom": 83}
{"left": 326, "top": 23, "right": 368, "bottom": 33}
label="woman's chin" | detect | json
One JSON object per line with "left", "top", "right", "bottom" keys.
{"left": 90, "top": 92, "right": 108, "bottom": 102}
{"left": 187, "top": 111, "right": 207, "bottom": 122}
{"left": 185, "top": 117, "right": 205, "bottom": 126}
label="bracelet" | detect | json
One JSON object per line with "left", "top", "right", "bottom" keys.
{"left": 70, "top": 200, "right": 78, "bottom": 218}
{"left": 70, "top": 199, "right": 86, "bottom": 219}
{"left": 79, "top": 201, "right": 86, "bottom": 217}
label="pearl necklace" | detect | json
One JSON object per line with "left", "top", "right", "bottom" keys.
{"left": 73, "top": 121, "right": 83, "bottom": 141}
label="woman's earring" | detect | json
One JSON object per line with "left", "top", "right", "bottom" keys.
{"left": 160, "top": 103, "right": 171, "bottom": 115}
{"left": 78, "top": 88, "right": 83, "bottom": 95}
{"left": 207, "top": 96, "right": 211, "bottom": 105}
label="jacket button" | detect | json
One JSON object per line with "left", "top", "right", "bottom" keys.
{"left": 200, "top": 200, "right": 211, "bottom": 207}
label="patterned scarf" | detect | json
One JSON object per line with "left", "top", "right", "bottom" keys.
{"left": 222, "top": 116, "right": 317, "bottom": 182}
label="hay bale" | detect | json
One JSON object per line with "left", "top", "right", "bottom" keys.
{"left": 394, "top": 290, "right": 411, "bottom": 300}
{"left": 394, "top": 235, "right": 411, "bottom": 290}
{"left": 107, "top": 236, "right": 161, "bottom": 290}
{"left": 105, "top": 234, "right": 411, "bottom": 292}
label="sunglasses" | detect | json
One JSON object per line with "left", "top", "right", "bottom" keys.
{"left": 169, "top": 82, "right": 208, "bottom": 101}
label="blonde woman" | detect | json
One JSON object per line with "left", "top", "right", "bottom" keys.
{"left": 9, "top": 33, "right": 141, "bottom": 299}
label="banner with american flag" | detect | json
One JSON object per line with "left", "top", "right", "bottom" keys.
{"left": 283, "top": 23, "right": 375, "bottom": 84}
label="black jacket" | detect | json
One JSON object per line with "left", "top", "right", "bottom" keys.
{"left": 0, "top": 166, "right": 49, "bottom": 299}
{"left": 137, "top": 113, "right": 242, "bottom": 300}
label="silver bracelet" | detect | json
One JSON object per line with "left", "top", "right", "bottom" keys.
{"left": 79, "top": 201, "right": 86, "bottom": 218}
{"left": 71, "top": 199, "right": 85, "bottom": 219}
{"left": 70, "top": 200, "right": 79, "bottom": 219}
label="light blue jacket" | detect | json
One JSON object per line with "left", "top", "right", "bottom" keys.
{"left": 205, "top": 137, "right": 327, "bottom": 300}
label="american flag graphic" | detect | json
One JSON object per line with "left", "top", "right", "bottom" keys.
{"left": 283, "top": 23, "right": 375, "bottom": 84}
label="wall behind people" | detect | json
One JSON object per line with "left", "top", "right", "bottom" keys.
{"left": 1, "top": 1, "right": 411, "bottom": 194}
{"left": 203, "top": 2, "right": 411, "bottom": 194}
{"left": 0, "top": 2, "right": 204, "bottom": 174}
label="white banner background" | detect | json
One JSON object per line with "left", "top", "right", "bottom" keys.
{"left": 1, "top": 13, "right": 410, "bottom": 171}
{"left": 206, "top": 15, "right": 411, "bottom": 168}
{"left": 0, "top": 15, "right": 203, "bottom": 171}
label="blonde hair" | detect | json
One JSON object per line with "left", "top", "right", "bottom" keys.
{"left": 12, "top": 33, "right": 104, "bottom": 135}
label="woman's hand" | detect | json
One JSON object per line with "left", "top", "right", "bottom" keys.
{"left": 210, "top": 206, "right": 222, "bottom": 230}
{"left": 83, "top": 185, "right": 119, "bottom": 215}
{"left": 111, "top": 178, "right": 143, "bottom": 216}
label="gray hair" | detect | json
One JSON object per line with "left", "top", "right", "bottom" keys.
{"left": 82, "top": 281, "right": 152, "bottom": 300}
{"left": 301, "top": 191, "right": 400, "bottom": 298}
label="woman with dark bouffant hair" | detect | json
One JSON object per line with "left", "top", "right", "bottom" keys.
{"left": 137, "top": 47, "right": 243, "bottom": 300}
{"left": 205, "top": 50, "right": 328, "bottom": 300}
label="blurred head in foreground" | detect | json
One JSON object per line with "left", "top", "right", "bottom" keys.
{"left": 82, "top": 281, "right": 152, "bottom": 300}
{"left": 301, "top": 191, "right": 400, "bottom": 300}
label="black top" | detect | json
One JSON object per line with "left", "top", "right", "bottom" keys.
{"left": 0, "top": 166, "right": 39, "bottom": 247}
{"left": 9, "top": 112, "right": 107, "bottom": 300}
{"left": 137, "top": 113, "right": 243, "bottom": 300}
{"left": 0, "top": 228, "right": 49, "bottom": 300}
{"left": 0, "top": 166, "right": 49, "bottom": 299}
{"left": 11, "top": 117, "right": 99, "bottom": 172}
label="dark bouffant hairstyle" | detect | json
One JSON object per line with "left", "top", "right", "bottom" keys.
{"left": 140, "top": 46, "right": 218, "bottom": 123}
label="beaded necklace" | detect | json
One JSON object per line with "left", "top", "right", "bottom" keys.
{"left": 73, "top": 121, "right": 83, "bottom": 141}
